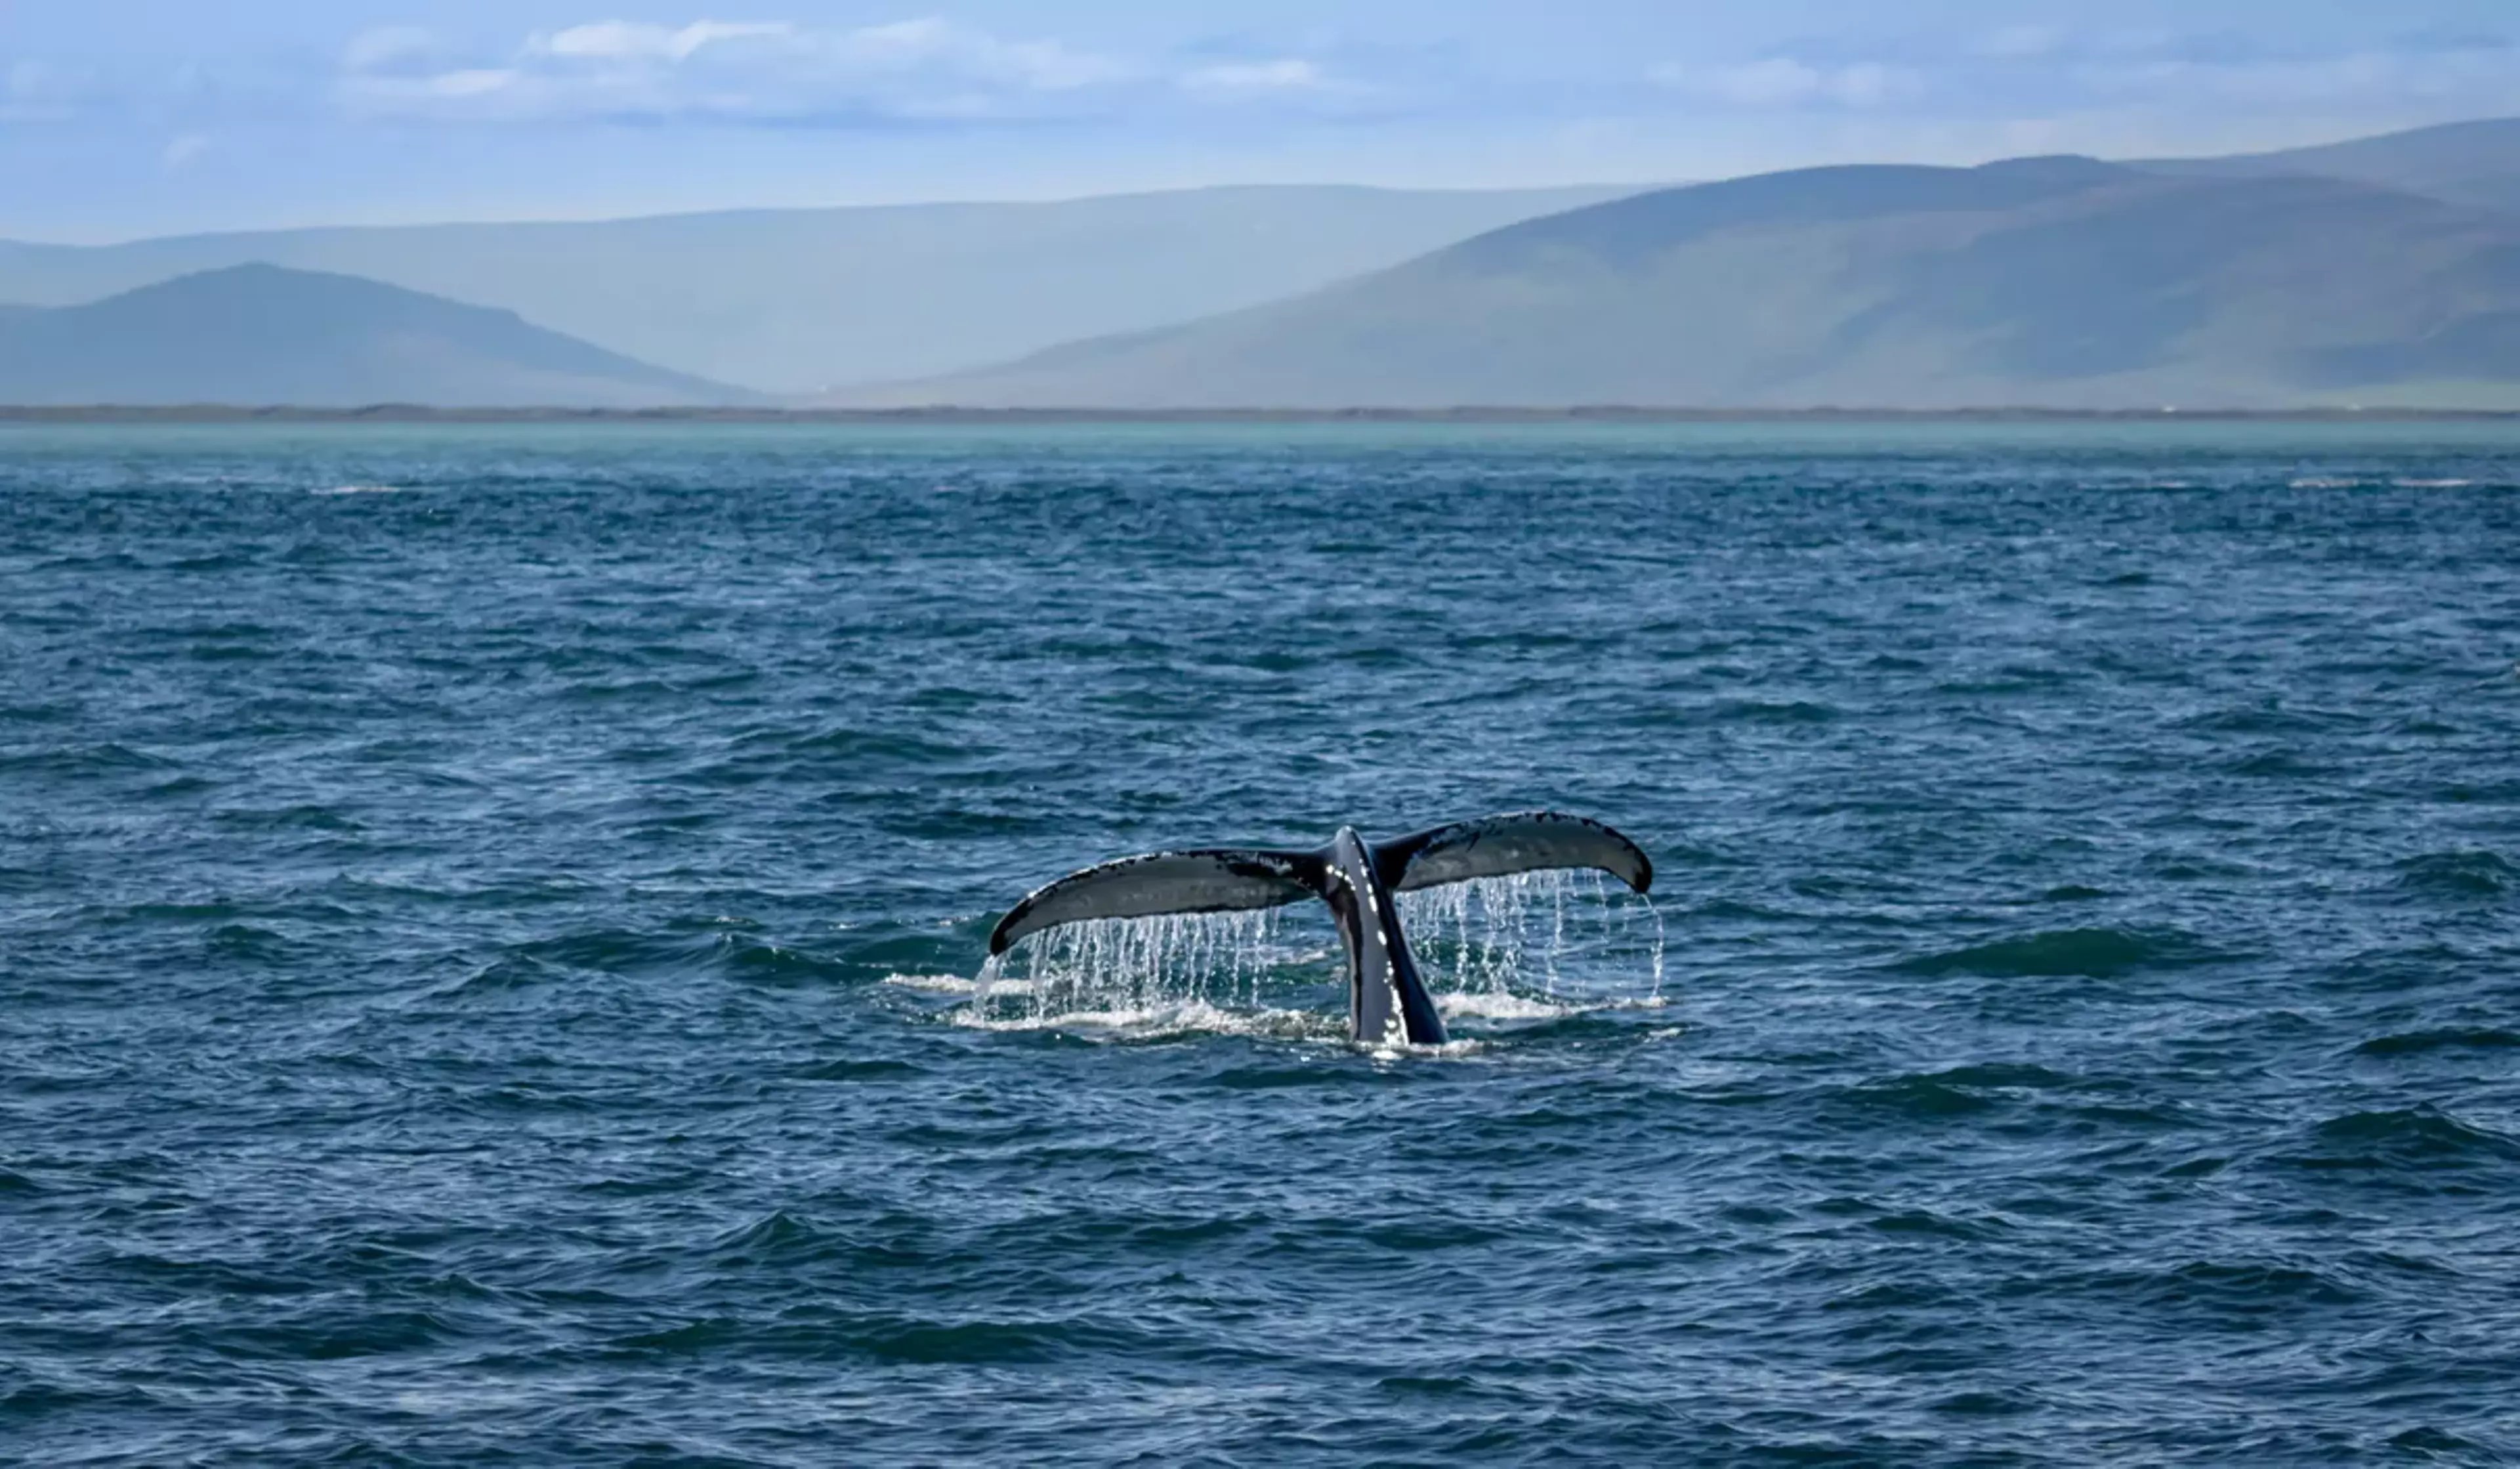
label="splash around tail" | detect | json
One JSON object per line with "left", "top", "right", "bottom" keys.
{"left": 987, "top": 813, "right": 1654, "bottom": 1046}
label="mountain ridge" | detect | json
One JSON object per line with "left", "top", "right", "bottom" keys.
{"left": 0, "top": 264, "right": 755, "bottom": 408}
{"left": 2137, "top": 117, "right": 2520, "bottom": 215}
{"left": 0, "top": 184, "right": 1639, "bottom": 393}
{"left": 838, "top": 156, "right": 2520, "bottom": 411}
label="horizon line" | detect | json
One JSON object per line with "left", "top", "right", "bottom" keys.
{"left": 5, "top": 406, "right": 2516, "bottom": 425}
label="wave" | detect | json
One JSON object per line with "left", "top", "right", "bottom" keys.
{"left": 2391, "top": 850, "right": 2516, "bottom": 900}
{"left": 707, "top": 1208, "right": 835, "bottom": 1264}
{"left": 720, "top": 941, "right": 854, "bottom": 986}
{"left": 0, "top": 742, "right": 179, "bottom": 777}
{"left": 2288, "top": 1109, "right": 2520, "bottom": 1170}
{"left": 1897, "top": 927, "right": 2210, "bottom": 979}
{"left": 2124, "top": 1259, "right": 2363, "bottom": 1310}
{"left": 2279, "top": 475, "right": 2485, "bottom": 490}
{"left": 442, "top": 928, "right": 858, "bottom": 990}
{"left": 791, "top": 1058, "right": 923, "bottom": 1082}
{"left": 608, "top": 1309, "right": 1119, "bottom": 1368}
{"left": 1704, "top": 698, "right": 1843, "bottom": 725}
{"left": 1838, "top": 1074, "right": 2002, "bottom": 1119}
{"left": 2354, "top": 1027, "right": 2520, "bottom": 1058}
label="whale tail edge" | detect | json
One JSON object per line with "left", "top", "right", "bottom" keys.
{"left": 1376, "top": 811, "right": 1654, "bottom": 897}
{"left": 986, "top": 849, "right": 1324, "bottom": 956}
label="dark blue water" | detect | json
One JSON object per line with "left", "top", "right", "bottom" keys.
{"left": 5, "top": 422, "right": 2518, "bottom": 1465}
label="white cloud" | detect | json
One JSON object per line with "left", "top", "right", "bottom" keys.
{"left": 1653, "top": 58, "right": 1919, "bottom": 108}
{"left": 1181, "top": 59, "right": 1326, "bottom": 95}
{"left": 534, "top": 21, "right": 793, "bottom": 63}
{"left": 163, "top": 132, "right": 213, "bottom": 167}
{"left": 341, "top": 15, "right": 1125, "bottom": 124}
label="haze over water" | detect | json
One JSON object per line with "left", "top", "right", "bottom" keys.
{"left": 4, "top": 421, "right": 2517, "bottom": 1464}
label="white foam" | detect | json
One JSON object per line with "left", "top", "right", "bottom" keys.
{"left": 1435, "top": 988, "right": 1675, "bottom": 1025}
{"left": 1436, "top": 990, "right": 1581, "bottom": 1021}
{"left": 951, "top": 1000, "right": 1339, "bottom": 1042}
{"left": 1362, "top": 1037, "right": 1491, "bottom": 1060}
{"left": 311, "top": 484, "right": 409, "bottom": 496}
{"left": 885, "top": 971, "right": 1029, "bottom": 996}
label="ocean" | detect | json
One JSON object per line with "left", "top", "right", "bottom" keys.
{"left": 3, "top": 421, "right": 2516, "bottom": 1464}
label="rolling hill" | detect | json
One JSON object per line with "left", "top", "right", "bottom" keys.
{"left": 0, "top": 185, "right": 1635, "bottom": 394}
{"left": 0, "top": 264, "right": 754, "bottom": 408}
{"left": 2140, "top": 117, "right": 2520, "bottom": 217}
{"left": 847, "top": 157, "right": 2520, "bottom": 410}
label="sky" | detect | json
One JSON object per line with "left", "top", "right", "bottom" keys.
{"left": 4, "top": 0, "right": 2517, "bottom": 241}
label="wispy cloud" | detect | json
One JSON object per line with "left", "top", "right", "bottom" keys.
{"left": 162, "top": 132, "right": 213, "bottom": 167}
{"left": 2084, "top": 33, "right": 2519, "bottom": 108}
{"left": 1651, "top": 58, "right": 1919, "bottom": 109}
{"left": 1648, "top": 24, "right": 2520, "bottom": 119}
{"left": 340, "top": 16, "right": 1131, "bottom": 125}
{"left": 3, "top": 59, "right": 95, "bottom": 123}
{"left": 533, "top": 21, "right": 795, "bottom": 64}
{"left": 1180, "top": 58, "right": 1329, "bottom": 96}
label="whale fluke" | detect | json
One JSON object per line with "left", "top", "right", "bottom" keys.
{"left": 988, "top": 813, "right": 1654, "bottom": 1044}
{"left": 988, "top": 849, "right": 1321, "bottom": 956}
{"left": 1377, "top": 812, "right": 1652, "bottom": 896}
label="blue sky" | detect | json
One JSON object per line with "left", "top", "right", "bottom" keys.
{"left": 5, "top": 0, "right": 2517, "bottom": 240}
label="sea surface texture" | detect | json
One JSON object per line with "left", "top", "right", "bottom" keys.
{"left": 3, "top": 422, "right": 2517, "bottom": 1466}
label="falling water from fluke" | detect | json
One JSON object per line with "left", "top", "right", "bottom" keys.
{"left": 967, "top": 869, "right": 1663, "bottom": 1035}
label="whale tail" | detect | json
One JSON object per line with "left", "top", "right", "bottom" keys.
{"left": 987, "top": 812, "right": 1652, "bottom": 954}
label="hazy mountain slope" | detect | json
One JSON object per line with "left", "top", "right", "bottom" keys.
{"left": 0, "top": 264, "right": 754, "bottom": 408}
{"left": 850, "top": 159, "right": 2520, "bottom": 410}
{"left": 2139, "top": 117, "right": 2520, "bottom": 215}
{"left": 0, "top": 185, "right": 1633, "bottom": 393}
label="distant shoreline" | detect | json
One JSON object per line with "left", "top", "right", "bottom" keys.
{"left": 3, "top": 405, "right": 2517, "bottom": 425}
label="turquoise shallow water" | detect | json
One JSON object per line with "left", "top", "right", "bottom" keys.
{"left": 3, "top": 421, "right": 2518, "bottom": 1465}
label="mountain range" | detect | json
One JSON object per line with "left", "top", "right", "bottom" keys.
{"left": 0, "top": 185, "right": 1630, "bottom": 394}
{"left": 5, "top": 117, "right": 2520, "bottom": 411}
{"left": 864, "top": 153, "right": 2520, "bottom": 410}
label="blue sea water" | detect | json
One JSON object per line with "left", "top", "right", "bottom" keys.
{"left": 3, "top": 420, "right": 2517, "bottom": 1466}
